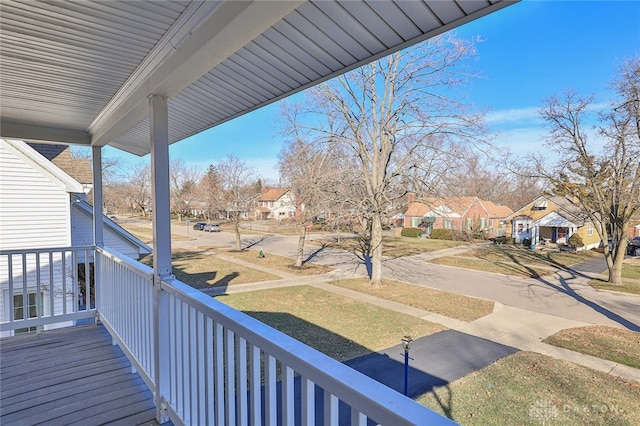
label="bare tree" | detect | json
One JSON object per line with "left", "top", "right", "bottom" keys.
{"left": 169, "top": 159, "right": 201, "bottom": 222}
{"left": 215, "top": 155, "right": 256, "bottom": 250}
{"left": 126, "top": 163, "right": 152, "bottom": 218}
{"left": 278, "top": 137, "right": 336, "bottom": 267}
{"left": 285, "top": 34, "right": 487, "bottom": 286}
{"left": 535, "top": 58, "right": 640, "bottom": 285}
{"left": 197, "top": 164, "right": 225, "bottom": 221}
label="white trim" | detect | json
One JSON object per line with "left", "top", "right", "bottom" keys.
{"left": 0, "top": 139, "right": 85, "bottom": 194}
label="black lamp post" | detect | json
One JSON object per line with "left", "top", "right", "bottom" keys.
{"left": 401, "top": 335, "right": 413, "bottom": 396}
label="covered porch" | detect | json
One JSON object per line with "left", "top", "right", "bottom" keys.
{"left": 0, "top": 1, "right": 516, "bottom": 424}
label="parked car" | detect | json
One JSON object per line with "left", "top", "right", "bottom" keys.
{"left": 204, "top": 224, "right": 221, "bottom": 232}
{"left": 192, "top": 222, "right": 206, "bottom": 231}
{"left": 627, "top": 237, "right": 640, "bottom": 256}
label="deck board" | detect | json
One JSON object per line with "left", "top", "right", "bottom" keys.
{"left": 0, "top": 324, "right": 161, "bottom": 425}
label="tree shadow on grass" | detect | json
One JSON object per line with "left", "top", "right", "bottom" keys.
{"left": 230, "top": 311, "right": 459, "bottom": 425}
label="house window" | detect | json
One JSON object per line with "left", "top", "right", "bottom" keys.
{"left": 489, "top": 219, "right": 494, "bottom": 228}
{"left": 411, "top": 218, "right": 420, "bottom": 227}
{"left": 465, "top": 218, "right": 472, "bottom": 230}
{"left": 443, "top": 219, "right": 454, "bottom": 229}
{"left": 13, "top": 292, "right": 42, "bottom": 334}
{"left": 588, "top": 223, "right": 593, "bottom": 236}
{"left": 479, "top": 218, "right": 486, "bottom": 229}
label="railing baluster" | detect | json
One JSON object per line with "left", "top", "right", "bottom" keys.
{"left": 351, "top": 408, "right": 366, "bottom": 426}
{"left": 283, "top": 365, "right": 295, "bottom": 426}
{"left": 214, "top": 321, "right": 224, "bottom": 426}
{"left": 301, "top": 377, "right": 315, "bottom": 426}
{"left": 35, "top": 252, "right": 41, "bottom": 321}
{"left": 61, "top": 250, "right": 67, "bottom": 315}
{"left": 21, "top": 252, "right": 27, "bottom": 321}
{"left": 48, "top": 251, "right": 54, "bottom": 319}
{"left": 190, "top": 306, "right": 197, "bottom": 425}
{"left": 205, "top": 317, "right": 214, "bottom": 426}
{"left": 325, "top": 393, "right": 339, "bottom": 426}
{"left": 250, "top": 344, "right": 262, "bottom": 426}
{"left": 226, "top": 329, "right": 236, "bottom": 426}
{"left": 237, "top": 337, "right": 248, "bottom": 426}
{"left": 265, "top": 354, "right": 277, "bottom": 426}
{"left": 7, "top": 254, "right": 14, "bottom": 326}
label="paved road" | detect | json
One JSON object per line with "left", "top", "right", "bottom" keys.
{"left": 169, "top": 225, "right": 640, "bottom": 331}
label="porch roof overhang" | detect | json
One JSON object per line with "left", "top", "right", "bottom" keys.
{"left": 0, "top": 0, "right": 517, "bottom": 156}
{"left": 533, "top": 211, "right": 578, "bottom": 228}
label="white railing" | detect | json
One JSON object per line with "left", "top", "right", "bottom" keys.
{"left": 0, "top": 246, "right": 96, "bottom": 336}
{"left": 4, "top": 246, "right": 456, "bottom": 425}
{"left": 96, "top": 246, "right": 156, "bottom": 391}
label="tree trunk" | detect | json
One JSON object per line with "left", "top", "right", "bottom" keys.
{"left": 234, "top": 220, "right": 242, "bottom": 250}
{"left": 296, "top": 226, "right": 306, "bottom": 267}
{"left": 369, "top": 212, "right": 383, "bottom": 287}
{"left": 607, "top": 239, "right": 627, "bottom": 285}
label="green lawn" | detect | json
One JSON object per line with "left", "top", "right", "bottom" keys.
{"left": 215, "top": 285, "right": 444, "bottom": 361}
{"left": 142, "top": 249, "right": 281, "bottom": 288}
{"left": 544, "top": 326, "right": 640, "bottom": 368}
{"left": 222, "top": 248, "right": 332, "bottom": 275}
{"left": 418, "top": 352, "right": 640, "bottom": 426}
{"left": 330, "top": 278, "right": 494, "bottom": 321}
{"left": 312, "top": 235, "right": 467, "bottom": 257}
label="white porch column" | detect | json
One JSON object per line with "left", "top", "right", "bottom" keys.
{"left": 150, "top": 94, "right": 171, "bottom": 424}
{"left": 92, "top": 146, "right": 104, "bottom": 247}
{"left": 92, "top": 146, "right": 104, "bottom": 322}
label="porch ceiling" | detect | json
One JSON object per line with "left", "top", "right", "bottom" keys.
{"left": 0, "top": 0, "right": 516, "bottom": 156}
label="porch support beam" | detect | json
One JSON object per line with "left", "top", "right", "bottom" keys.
{"left": 92, "top": 146, "right": 104, "bottom": 247}
{"left": 149, "top": 95, "right": 172, "bottom": 280}
{"left": 150, "top": 94, "right": 171, "bottom": 424}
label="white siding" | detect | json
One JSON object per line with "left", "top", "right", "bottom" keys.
{"left": 0, "top": 143, "right": 76, "bottom": 335}
{"left": 0, "top": 143, "right": 71, "bottom": 250}
{"left": 71, "top": 204, "right": 141, "bottom": 260}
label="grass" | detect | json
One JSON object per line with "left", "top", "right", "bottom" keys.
{"left": 141, "top": 249, "right": 281, "bottom": 289}
{"left": 417, "top": 351, "right": 640, "bottom": 425}
{"left": 119, "top": 224, "right": 191, "bottom": 243}
{"left": 330, "top": 278, "right": 494, "bottom": 322}
{"left": 589, "top": 278, "right": 640, "bottom": 295}
{"left": 429, "top": 245, "right": 601, "bottom": 279}
{"left": 544, "top": 326, "right": 640, "bottom": 369}
{"left": 313, "top": 236, "right": 467, "bottom": 257}
{"left": 222, "top": 248, "right": 332, "bottom": 276}
{"left": 215, "top": 285, "right": 444, "bottom": 361}
{"left": 622, "top": 264, "right": 640, "bottom": 280}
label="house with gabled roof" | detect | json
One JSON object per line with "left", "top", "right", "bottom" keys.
{"left": 403, "top": 195, "right": 513, "bottom": 237}
{"left": 0, "top": 139, "right": 151, "bottom": 336}
{"left": 254, "top": 187, "right": 297, "bottom": 221}
{"left": 506, "top": 195, "right": 601, "bottom": 249}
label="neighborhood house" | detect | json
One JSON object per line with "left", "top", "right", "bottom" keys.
{"left": 507, "top": 195, "right": 601, "bottom": 249}
{"left": 403, "top": 195, "right": 513, "bottom": 238}
{"left": 0, "top": 139, "right": 151, "bottom": 337}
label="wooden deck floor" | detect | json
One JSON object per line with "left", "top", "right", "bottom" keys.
{"left": 0, "top": 324, "right": 161, "bottom": 425}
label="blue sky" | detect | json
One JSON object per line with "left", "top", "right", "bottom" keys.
{"left": 106, "top": 0, "right": 640, "bottom": 181}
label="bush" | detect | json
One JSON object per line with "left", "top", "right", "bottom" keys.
{"left": 430, "top": 228, "right": 455, "bottom": 240}
{"left": 401, "top": 227, "right": 421, "bottom": 238}
{"left": 568, "top": 233, "right": 584, "bottom": 247}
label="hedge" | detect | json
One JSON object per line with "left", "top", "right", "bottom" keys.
{"left": 429, "top": 228, "right": 455, "bottom": 240}
{"left": 401, "top": 227, "right": 421, "bottom": 238}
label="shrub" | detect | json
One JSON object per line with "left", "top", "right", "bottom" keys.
{"left": 401, "top": 227, "right": 421, "bottom": 238}
{"left": 568, "top": 233, "right": 584, "bottom": 247}
{"left": 494, "top": 236, "right": 508, "bottom": 245}
{"left": 430, "top": 228, "right": 455, "bottom": 240}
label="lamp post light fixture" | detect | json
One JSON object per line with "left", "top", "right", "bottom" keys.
{"left": 401, "top": 335, "right": 413, "bottom": 396}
